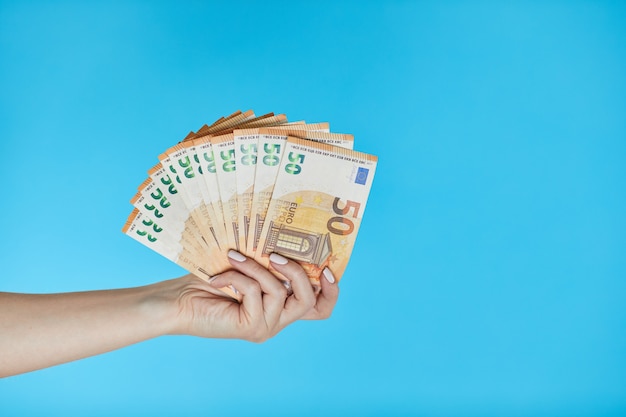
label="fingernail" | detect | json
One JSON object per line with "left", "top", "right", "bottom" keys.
{"left": 228, "top": 250, "right": 247, "bottom": 262}
{"left": 269, "top": 253, "right": 288, "bottom": 265}
{"left": 282, "top": 280, "right": 294, "bottom": 296}
{"left": 208, "top": 276, "right": 217, "bottom": 284}
{"left": 323, "top": 267, "right": 335, "bottom": 284}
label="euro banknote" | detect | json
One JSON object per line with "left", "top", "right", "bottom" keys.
{"left": 123, "top": 109, "right": 376, "bottom": 292}
{"left": 253, "top": 137, "right": 377, "bottom": 284}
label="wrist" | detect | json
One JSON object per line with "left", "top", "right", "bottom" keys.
{"left": 139, "top": 277, "right": 190, "bottom": 337}
{"left": 143, "top": 274, "right": 212, "bottom": 337}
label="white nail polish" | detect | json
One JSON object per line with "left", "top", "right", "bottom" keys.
{"left": 269, "top": 253, "right": 288, "bottom": 265}
{"left": 282, "top": 280, "right": 294, "bottom": 296}
{"left": 228, "top": 250, "right": 246, "bottom": 262}
{"left": 323, "top": 267, "right": 335, "bottom": 284}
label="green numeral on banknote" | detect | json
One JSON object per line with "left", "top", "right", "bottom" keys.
{"left": 143, "top": 203, "right": 164, "bottom": 218}
{"left": 160, "top": 175, "right": 178, "bottom": 194}
{"left": 149, "top": 188, "right": 171, "bottom": 208}
{"left": 135, "top": 217, "right": 163, "bottom": 243}
{"left": 262, "top": 143, "right": 280, "bottom": 166}
{"left": 178, "top": 157, "right": 194, "bottom": 179}
{"left": 193, "top": 154, "right": 203, "bottom": 174}
{"left": 240, "top": 144, "right": 257, "bottom": 166}
{"left": 141, "top": 218, "right": 163, "bottom": 233}
{"left": 136, "top": 229, "right": 157, "bottom": 242}
{"left": 326, "top": 197, "right": 361, "bottom": 235}
{"left": 220, "top": 149, "right": 236, "bottom": 172}
{"left": 168, "top": 166, "right": 182, "bottom": 184}
{"left": 285, "top": 152, "right": 305, "bottom": 175}
{"left": 203, "top": 151, "right": 216, "bottom": 174}
{"left": 150, "top": 188, "right": 163, "bottom": 200}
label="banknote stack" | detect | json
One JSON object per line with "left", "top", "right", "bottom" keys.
{"left": 122, "top": 110, "right": 377, "bottom": 294}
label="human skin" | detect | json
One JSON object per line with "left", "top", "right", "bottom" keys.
{"left": 0, "top": 251, "right": 339, "bottom": 377}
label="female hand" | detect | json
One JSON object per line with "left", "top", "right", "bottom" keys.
{"left": 170, "top": 250, "right": 340, "bottom": 342}
{"left": 0, "top": 250, "right": 338, "bottom": 376}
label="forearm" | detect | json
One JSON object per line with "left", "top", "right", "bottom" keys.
{"left": 0, "top": 253, "right": 339, "bottom": 377}
{"left": 0, "top": 279, "right": 183, "bottom": 377}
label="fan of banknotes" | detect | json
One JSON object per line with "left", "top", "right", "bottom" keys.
{"left": 122, "top": 109, "right": 377, "bottom": 290}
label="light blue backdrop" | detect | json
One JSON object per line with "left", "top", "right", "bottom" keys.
{"left": 1, "top": 1, "right": 625, "bottom": 416}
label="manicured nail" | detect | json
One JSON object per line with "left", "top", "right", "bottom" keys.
{"left": 323, "top": 267, "right": 335, "bottom": 284}
{"left": 282, "top": 280, "right": 294, "bottom": 296}
{"left": 269, "top": 253, "right": 289, "bottom": 265}
{"left": 228, "top": 250, "right": 246, "bottom": 262}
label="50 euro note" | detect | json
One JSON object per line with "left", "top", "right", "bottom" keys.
{"left": 132, "top": 157, "right": 233, "bottom": 274}
{"left": 158, "top": 142, "right": 225, "bottom": 251}
{"left": 186, "top": 110, "right": 283, "bottom": 141}
{"left": 210, "top": 118, "right": 298, "bottom": 253}
{"left": 227, "top": 113, "right": 287, "bottom": 132}
{"left": 270, "top": 121, "right": 330, "bottom": 133}
{"left": 131, "top": 178, "right": 201, "bottom": 255}
{"left": 190, "top": 135, "right": 229, "bottom": 248}
{"left": 123, "top": 208, "right": 210, "bottom": 275}
{"left": 253, "top": 137, "right": 377, "bottom": 284}
{"left": 211, "top": 133, "right": 241, "bottom": 252}
{"left": 233, "top": 128, "right": 261, "bottom": 252}
{"left": 233, "top": 124, "right": 334, "bottom": 254}
{"left": 192, "top": 109, "right": 256, "bottom": 138}
{"left": 145, "top": 163, "right": 212, "bottom": 254}
{"left": 246, "top": 128, "right": 355, "bottom": 256}
{"left": 180, "top": 138, "right": 229, "bottom": 250}
{"left": 122, "top": 209, "right": 237, "bottom": 299}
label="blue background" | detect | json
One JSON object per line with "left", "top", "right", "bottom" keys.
{"left": 1, "top": 1, "right": 625, "bottom": 416}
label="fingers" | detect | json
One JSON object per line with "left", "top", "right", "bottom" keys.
{"left": 267, "top": 253, "right": 318, "bottom": 328}
{"left": 206, "top": 270, "right": 264, "bottom": 325}
{"left": 208, "top": 251, "right": 340, "bottom": 342}
{"left": 224, "top": 250, "right": 289, "bottom": 327}
{"left": 302, "top": 267, "right": 340, "bottom": 320}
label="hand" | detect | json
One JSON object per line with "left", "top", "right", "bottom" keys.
{"left": 169, "top": 250, "right": 339, "bottom": 342}
{"left": 0, "top": 252, "right": 338, "bottom": 376}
